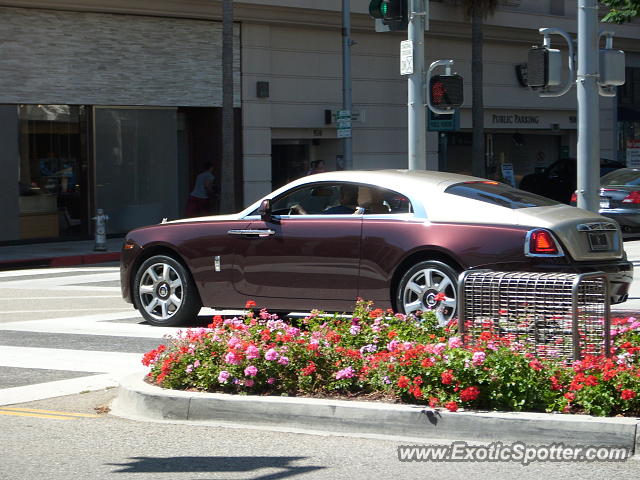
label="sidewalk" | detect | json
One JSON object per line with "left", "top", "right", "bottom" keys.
{"left": 0, "top": 237, "right": 123, "bottom": 270}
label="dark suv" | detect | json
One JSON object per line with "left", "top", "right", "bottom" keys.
{"left": 519, "top": 158, "right": 626, "bottom": 204}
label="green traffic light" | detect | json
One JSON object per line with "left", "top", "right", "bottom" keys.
{"left": 381, "top": 2, "right": 389, "bottom": 17}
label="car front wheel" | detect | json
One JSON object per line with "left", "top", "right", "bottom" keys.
{"left": 133, "top": 255, "right": 201, "bottom": 326}
{"left": 396, "top": 260, "right": 459, "bottom": 326}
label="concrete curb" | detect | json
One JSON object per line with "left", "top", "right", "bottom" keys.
{"left": 112, "top": 373, "right": 640, "bottom": 452}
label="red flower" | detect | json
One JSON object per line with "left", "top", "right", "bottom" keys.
{"left": 370, "top": 308, "right": 384, "bottom": 318}
{"left": 434, "top": 292, "right": 446, "bottom": 302}
{"left": 421, "top": 358, "right": 434, "bottom": 368}
{"left": 245, "top": 300, "right": 257, "bottom": 309}
{"left": 413, "top": 375, "right": 423, "bottom": 386}
{"left": 528, "top": 359, "right": 543, "bottom": 371}
{"left": 459, "top": 386, "right": 481, "bottom": 402}
{"left": 428, "top": 397, "right": 439, "bottom": 408}
{"left": 498, "top": 309, "right": 508, "bottom": 315}
{"left": 584, "top": 375, "right": 599, "bottom": 387}
{"left": 409, "top": 386, "right": 423, "bottom": 399}
{"left": 564, "top": 392, "right": 576, "bottom": 402}
{"left": 441, "top": 370, "right": 454, "bottom": 385}
{"left": 301, "top": 362, "right": 316, "bottom": 376}
{"left": 397, "top": 376, "right": 410, "bottom": 388}
{"left": 621, "top": 389, "right": 636, "bottom": 400}
{"left": 444, "top": 401, "right": 459, "bottom": 412}
{"left": 387, "top": 330, "right": 398, "bottom": 339}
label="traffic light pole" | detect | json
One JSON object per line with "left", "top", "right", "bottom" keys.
{"left": 408, "top": 0, "right": 426, "bottom": 170}
{"left": 342, "top": 0, "right": 353, "bottom": 170}
{"left": 576, "top": 0, "right": 600, "bottom": 213}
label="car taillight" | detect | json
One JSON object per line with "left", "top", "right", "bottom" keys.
{"left": 570, "top": 192, "right": 577, "bottom": 203}
{"left": 622, "top": 191, "right": 640, "bottom": 204}
{"left": 528, "top": 229, "right": 559, "bottom": 255}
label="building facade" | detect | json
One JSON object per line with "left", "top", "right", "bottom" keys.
{"left": 0, "top": 0, "right": 638, "bottom": 242}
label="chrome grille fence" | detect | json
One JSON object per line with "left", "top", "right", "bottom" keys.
{"left": 457, "top": 271, "right": 610, "bottom": 361}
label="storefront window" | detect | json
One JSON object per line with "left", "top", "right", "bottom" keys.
{"left": 18, "top": 105, "right": 87, "bottom": 239}
{"left": 94, "top": 107, "right": 179, "bottom": 234}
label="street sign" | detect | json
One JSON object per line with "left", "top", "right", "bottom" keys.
{"left": 336, "top": 109, "right": 352, "bottom": 138}
{"left": 400, "top": 40, "right": 413, "bottom": 75}
{"left": 427, "top": 110, "right": 459, "bottom": 132}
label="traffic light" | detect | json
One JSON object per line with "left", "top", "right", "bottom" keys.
{"left": 429, "top": 74, "right": 464, "bottom": 109}
{"left": 527, "top": 45, "right": 561, "bottom": 89}
{"left": 369, "top": 0, "right": 408, "bottom": 31}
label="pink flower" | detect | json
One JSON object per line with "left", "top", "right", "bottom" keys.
{"left": 335, "top": 366, "right": 355, "bottom": 380}
{"left": 245, "top": 345, "right": 260, "bottom": 359}
{"left": 244, "top": 379, "right": 255, "bottom": 387}
{"left": 193, "top": 360, "right": 200, "bottom": 368}
{"left": 433, "top": 343, "right": 446, "bottom": 355}
{"left": 349, "top": 324, "right": 361, "bottom": 335}
{"left": 244, "top": 365, "right": 258, "bottom": 377}
{"left": 264, "top": 348, "right": 279, "bottom": 361}
{"left": 472, "top": 351, "right": 486, "bottom": 366}
{"left": 278, "top": 356, "right": 289, "bottom": 365}
{"left": 448, "top": 337, "right": 462, "bottom": 349}
{"left": 267, "top": 377, "right": 276, "bottom": 384}
{"left": 218, "top": 370, "right": 230, "bottom": 383}
{"left": 224, "top": 351, "right": 241, "bottom": 365}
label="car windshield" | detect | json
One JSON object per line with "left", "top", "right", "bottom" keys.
{"left": 445, "top": 181, "right": 560, "bottom": 209}
{"left": 601, "top": 169, "right": 640, "bottom": 187}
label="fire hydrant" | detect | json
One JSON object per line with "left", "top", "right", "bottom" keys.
{"left": 92, "top": 208, "right": 109, "bottom": 251}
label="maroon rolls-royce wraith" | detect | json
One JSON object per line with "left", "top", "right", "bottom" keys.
{"left": 120, "top": 170, "right": 633, "bottom": 326}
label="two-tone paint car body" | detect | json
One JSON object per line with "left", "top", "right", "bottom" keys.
{"left": 121, "top": 170, "right": 633, "bottom": 326}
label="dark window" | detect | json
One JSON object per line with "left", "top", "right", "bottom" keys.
{"left": 445, "top": 181, "right": 559, "bottom": 209}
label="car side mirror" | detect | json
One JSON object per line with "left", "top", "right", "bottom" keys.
{"left": 258, "top": 198, "right": 272, "bottom": 221}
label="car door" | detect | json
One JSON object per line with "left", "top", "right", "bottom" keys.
{"left": 233, "top": 182, "right": 362, "bottom": 301}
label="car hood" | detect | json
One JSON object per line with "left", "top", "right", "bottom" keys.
{"left": 514, "top": 204, "right": 624, "bottom": 261}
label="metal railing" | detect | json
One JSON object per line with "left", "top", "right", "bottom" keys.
{"left": 457, "top": 271, "right": 610, "bottom": 361}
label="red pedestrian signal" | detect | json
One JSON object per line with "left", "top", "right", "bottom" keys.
{"left": 429, "top": 74, "right": 464, "bottom": 109}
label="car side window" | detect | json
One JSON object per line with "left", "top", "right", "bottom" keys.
{"left": 271, "top": 184, "right": 340, "bottom": 215}
{"left": 355, "top": 185, "right": 411, "bottom": 215}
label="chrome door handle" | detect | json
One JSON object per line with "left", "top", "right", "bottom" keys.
{"left": 227, "top": 229, "right": 276, "bottom": 237}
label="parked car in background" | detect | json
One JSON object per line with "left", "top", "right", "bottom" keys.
{"left": 519, "top": 158, "right": 626, "bottom": 204}
{"left": 570, "top": 168, "right": 640, "bottom": 234}
{"left": 120, "top": 170, "right": 633, "bottom": 327}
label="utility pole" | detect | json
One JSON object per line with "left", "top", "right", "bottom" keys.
{"left": 342, "top": 0, "right": 353, "bottom": 170}
{"left": 408, "top": 0, "right": 426, "bottom": 170}
{"left": 576, "top": 0, "right": 600, "bottom": 212}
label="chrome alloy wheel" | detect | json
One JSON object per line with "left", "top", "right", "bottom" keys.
{"left": 138, "top": 262, "right": 184, "bottom": 321}
{"left": 400, "top": 265, "right": 457, "bottom": 326}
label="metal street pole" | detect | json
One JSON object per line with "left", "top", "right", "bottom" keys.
{"left": 408, "top": 0, "right": 426, "bottom": 170}
{"left": 342, "top": 0, "right": 353, "bottom": 170}
{"left": 576, "top": 0, "right": 600, "bottom": 212}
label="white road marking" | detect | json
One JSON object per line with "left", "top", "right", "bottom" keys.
{"left": 0, "top": 346, "right": 143, "bottom": 373}
{"left": 0, "top": 372, "right": 144, "bottom": 406}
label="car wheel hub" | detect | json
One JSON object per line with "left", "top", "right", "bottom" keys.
{"left": 138, "top": 262, "right": 184, "bottom": 321}
{"left": 424, "top": 290, "right": 439, "bottom": 308}
{"left": 157, "top": 283, "right": 170, "bottom": 299}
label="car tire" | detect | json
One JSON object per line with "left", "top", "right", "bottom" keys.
{"left": 396, "top": 260, "right": 459, "bottom": 327}
{"left": 133, "top": 255, "right": 202, "bottom": 327}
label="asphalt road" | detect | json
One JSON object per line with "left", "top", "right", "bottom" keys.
{"left": 1, "top": 252, "right": 640, "bottom": 479}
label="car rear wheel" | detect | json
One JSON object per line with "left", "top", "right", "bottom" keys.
{"left": 133, "top": 255, "right": 201, "bottom": 327}
{"left": 396, "top": 260, "right": 459, "bottom": 327}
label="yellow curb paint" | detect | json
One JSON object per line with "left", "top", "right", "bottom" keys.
{"left": 0, "top": 407, "right": 101, "bottom": 419}
{"left": 0, "top": 410, "right": 74, "bottom": 420}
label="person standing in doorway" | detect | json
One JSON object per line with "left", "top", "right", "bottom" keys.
{"left": 307, "top": 159, "right": 326, "bottom": 175}
{"left": 185, "top": 162, "right": 216, "bottom": 217}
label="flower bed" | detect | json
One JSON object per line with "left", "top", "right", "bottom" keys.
{"left": 142, "top": 299, "right": 640, "bottom": 417}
